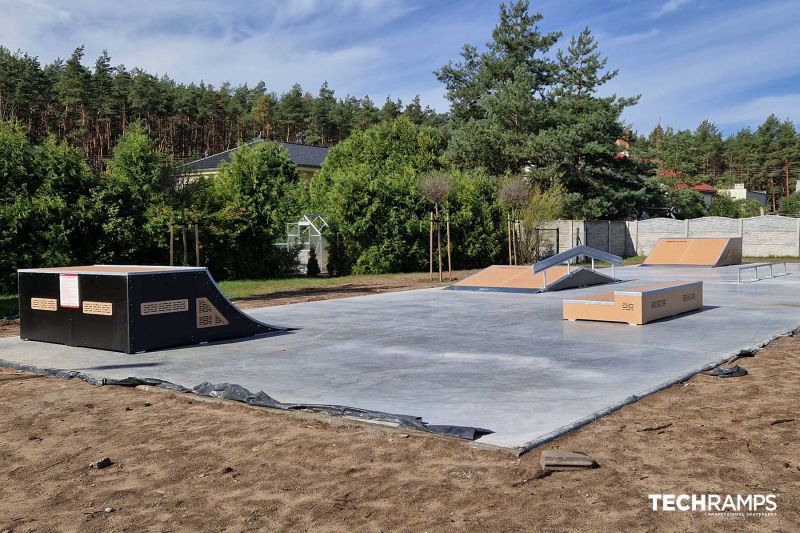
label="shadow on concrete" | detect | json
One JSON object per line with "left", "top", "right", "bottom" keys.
{"left": 78, "top": 362, "right": 163, "bottom": 370}
{"left": 648, "top": 305, "right": 720, "bottom": 324}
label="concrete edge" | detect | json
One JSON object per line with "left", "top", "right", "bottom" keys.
{"left": 513, "top": 324, "right": 800, "bottom": 457}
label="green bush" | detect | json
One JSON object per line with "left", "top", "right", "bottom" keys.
{"left": 707, "top": 194, "right": 739, "bottom": 218}
{"left": 737, "top": 199, "right": 762, "bottom": 218}
{"left": 197, "top": 141, "right": 301, "bottom": 279}
{"left": 309, "top": 118, "right": 445, "bottom": 274}
{"left": 779, "top": 193, "right": 800, "bottom": 216}
{"left": 306, "top": 248, "right": 321, "bottom": 277}
{"left": 309, "top": 119, "right": 505, "bottom": 274}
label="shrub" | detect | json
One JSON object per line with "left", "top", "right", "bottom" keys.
{"left": 306, "top": 248, "right": 321, "bottom": 277}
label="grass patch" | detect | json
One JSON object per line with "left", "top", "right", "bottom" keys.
{"left": 0, "top": 294, "right": 19, "bottom": 318}
{"left": 217, "top": 272, "right": 443, "bottom": 301}
{"left": 623, "top": 256, "right": 647, "bottom": 265}
{"left": 743, "top": 256, "right": 800, "bottom": 263}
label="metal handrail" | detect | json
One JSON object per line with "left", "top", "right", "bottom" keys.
{"left": 533, "top": 245, "right": 623, "bottom": 287}
{"left": 533, "top": 245, "right": 622, "bottom": 273}
{"left": 737, "top": 262, "right": 789, "bottom": 284}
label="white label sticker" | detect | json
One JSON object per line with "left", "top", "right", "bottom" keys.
{"left": 59, "top": 274, "right": 80, "bottom": 308}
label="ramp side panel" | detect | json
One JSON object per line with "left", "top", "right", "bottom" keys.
{"left": 128, "top": 271, "right": 278, "bottom": 353}
{"left": 18, "top": 272, "right": 131, "bottom": 352}
{"left": 716, "top": 237, "right": 743, "bottom": 266}
{"left": 540, "top": 268, "right": 616, "bottom": 292}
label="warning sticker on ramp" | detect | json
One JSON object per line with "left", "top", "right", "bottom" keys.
{"left": 59, "top": 274, "right": 80, "bottom": 308}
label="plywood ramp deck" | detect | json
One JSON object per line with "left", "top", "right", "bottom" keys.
{"left": 453, "top": 265, "right": 570, "bottom": 292}
{"left": 643, "top": 238, "right": 742, "bottom": 267}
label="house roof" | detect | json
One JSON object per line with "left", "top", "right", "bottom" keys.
{"left": 692, "top": 184, "right": 717, "bottom": 194}
{"left": 675, "top": 182, "right": 717, "bottom": 194}
{"left": 184, "top": 140, "right": 329, "bottom": 172}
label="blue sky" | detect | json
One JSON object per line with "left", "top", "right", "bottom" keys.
{"left": 0, "top": 0, "right": 797, "bottom": 135}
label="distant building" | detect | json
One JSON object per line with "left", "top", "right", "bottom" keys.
{"left": 614, "top": 138, "right": 630, "bottom": 159}
{"left": 183, "top": 139, "right": 329, "bottom": 181}
{"left": 718, "top": 183, "right": 768, "bottom": 207}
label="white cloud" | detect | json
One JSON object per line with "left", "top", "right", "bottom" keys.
{"left": 599, "top": 0, "right": 800, "bottom": 131}
{"left": 0, "top": 0, "right": 419, "bottom": 100}
{"left": 655, "top": 0, "right": 692, "bottom": 17}
{"left": 713, "top": 94, "right": 800, "bottom": 125}
{"left": 604, "top": 28, "right": 660, "bottom": 47}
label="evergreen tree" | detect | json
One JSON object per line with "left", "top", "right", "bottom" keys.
{"left": 437, "top": 0, "right": 560, "bottom": 173}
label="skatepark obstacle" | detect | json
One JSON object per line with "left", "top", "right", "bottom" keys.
{"left": 18, "top": 265, "right": 280, "bottom": 353}
{"left": 450, "top": 245, "right": 621, "bottom": 293}
{"left": 563, "top": 281, "right": 703, "bottom": 325}
{"left": 643, "top": 237, "right": 742, "bottom": 267}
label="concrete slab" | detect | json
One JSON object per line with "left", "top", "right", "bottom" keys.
{"left": 2, "top": 264, "right": 800, "bottom": 452}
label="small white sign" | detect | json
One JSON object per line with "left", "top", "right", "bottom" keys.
{"left": 59, "top": 274, "right": 80, "bottom": 308}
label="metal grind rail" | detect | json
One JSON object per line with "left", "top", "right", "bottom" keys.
{"left": 737, "top": 262, "right": 789, "bottom": 284}
{"left": 533, "top": 245, "right": 623, "bottom": 287}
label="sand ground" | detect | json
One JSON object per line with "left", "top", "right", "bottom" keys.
{"left": 1, "top": 335, "right": 798, "bottom": 531}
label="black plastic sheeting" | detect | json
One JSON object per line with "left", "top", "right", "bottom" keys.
{"left": 0, "top": 358, "right": 493, "bottom": 441}
{"left": 701, "top": 365, "right": 748, "bottom": 378}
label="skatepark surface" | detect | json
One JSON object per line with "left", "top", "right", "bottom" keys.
{"left": 2, "top": 264, "right": 799, "bottom": 452}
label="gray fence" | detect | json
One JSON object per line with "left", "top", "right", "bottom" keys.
{"left": 540, "top": 216, "right": 800, "bottom": 258}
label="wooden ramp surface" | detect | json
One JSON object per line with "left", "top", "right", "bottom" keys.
{"left": 453, "top": 265, "right": 570, "bottom": 292}
{"left": 643, "top": 238, "right": 741, "bottom": 267}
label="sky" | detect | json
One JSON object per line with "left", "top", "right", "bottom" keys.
{"left": 0, "top": 0, "right": 798, "bottom": 135}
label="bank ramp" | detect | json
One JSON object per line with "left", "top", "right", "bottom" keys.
{"left": 643, "top": 237, "right": 742, "bottom": 267}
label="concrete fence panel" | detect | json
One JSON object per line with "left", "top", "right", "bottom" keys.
{"left": 741, "top": 215, "right": 799, "bottom": 257}
{"left": 688, "top": 216, "right": 741, "bottom": 238}
{"left": 635, "top": 218, "right": 686, "bottom": 256}
{"left": 541, "top": 216, "right": 800, "bottom": 258}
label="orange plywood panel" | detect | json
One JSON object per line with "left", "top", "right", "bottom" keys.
{"left": 455, "top": 265, "right": 570, "bottom": 290}
{"left": 643, "top": 238, "right": 741, "bottom": 267}
{"left": 563, "top": 281, "right": 703, "bottom": 325}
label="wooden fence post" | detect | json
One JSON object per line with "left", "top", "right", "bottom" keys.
{"left": 194, "top": 221, "right": 200, "bottom": 267}
{"left": 446, "top": 212, "right": 452, "bottom": 281}
{"left": 169, "top": 224, "right": 174, "bottom": 266}
{"left": 182, "top": 226, "right": 188, "bottom": 266}
{"left": 429, "top": 212, "right": 434, "bottom": 281}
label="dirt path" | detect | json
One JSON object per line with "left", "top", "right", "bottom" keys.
{"left": 1, "top": 334, "right": 798, "bottom": 531}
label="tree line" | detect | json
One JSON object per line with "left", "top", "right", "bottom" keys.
{"left": 633, "top": 116, "right": 800, "bottom": 212}
{"left": 3, "top": 0, "right": 800, "bottom": 295}
{"left": 0, "top": 45, "right": 444, "bottom": 171}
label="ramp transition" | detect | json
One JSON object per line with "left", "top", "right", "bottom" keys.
{"left": 643, "top": 237, "right": 742, "bottom": 267}
{"left": 18, "top": 265, "right": 281, "bottom": 353}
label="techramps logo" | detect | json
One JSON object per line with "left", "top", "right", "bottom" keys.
{"left": 648, "top": 493, "right": 778, "bottom": 517}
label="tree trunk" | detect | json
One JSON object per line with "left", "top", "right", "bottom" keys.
{"left": 436, "top": 203, "right": 443, "bottom": 282}
{"left": 446, "top": 212, "right": 452, "bottom": 281}
{"left": 429, "top": 212, "right": 434, "bottom": 281}
{"left": 507, "top": 212, "right": 513, "bottom": 265}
